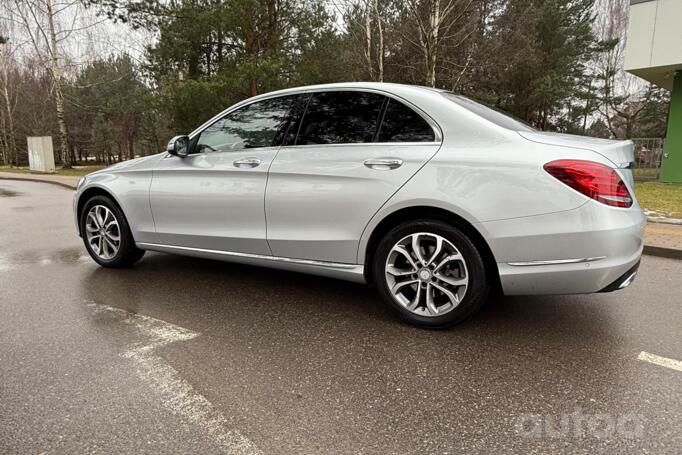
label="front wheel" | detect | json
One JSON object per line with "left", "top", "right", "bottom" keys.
{"left": 373, "top": 220, "right": 489, "bottom": 328}
{"left": 80, "top": 195, "right": 145, "bottom": 268}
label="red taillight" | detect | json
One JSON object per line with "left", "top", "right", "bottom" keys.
{"left": 543, "top": 160, "right": 632, "bottom": 208}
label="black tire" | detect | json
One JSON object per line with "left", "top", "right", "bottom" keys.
{"left": 372, "top": 220, "right": 489, "bottom": 329}
{"left": 80, "top": 195, "right": 145, "bottom": 268}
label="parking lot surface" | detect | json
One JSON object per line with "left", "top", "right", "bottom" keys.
{"left": 1, "top": 180, "right": 680, "bottom": 454}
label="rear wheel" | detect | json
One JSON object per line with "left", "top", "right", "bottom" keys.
{"left": 373, "top": 220, "right": 489, "bottom": 328}
{"left": 80, "top": 195, "right": 145, "bottom": 268}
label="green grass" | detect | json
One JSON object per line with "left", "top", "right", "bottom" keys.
{"left": 632, "top": 167, "right": 659, "bottom": 177}
{"left": 635, "top": 182, "right": 682, "bottom": 218}
{"left": 0, "top": 165, "right": 105, "bottom": 177}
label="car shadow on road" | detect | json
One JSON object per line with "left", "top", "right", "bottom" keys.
{"left": 80, "top": 251, "right": 624, "bottom": 348}
{"left": 79, "top": 251, "right": 632, "bottom": 427}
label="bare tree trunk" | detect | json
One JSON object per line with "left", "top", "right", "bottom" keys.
{"left": 45, "top": 0, "right": 71, "bottom": 168}
{"left": 128, "top": 131, "right": 134, "bottom": 160}
{"left": 602, "top": 67, "right": 617, "bottom": 137}
{"left": 0, "top": 42, "right": 16, "bottom": 166}
{"left": 1, "top": 69, "right": 16, "bottom": 166}
{"left": 245, "top": 6, "right": 257, "bottom": 96}
{"left": 542, "top": 106, "right": 549, "bottom": 131}
{"left": 582, "top": 80, "right": 592, "bottom": 134}
{"left": 217, "top": 30, "right": 224, "bottom": 64}
{"left": 402, "top": 0, "right": 474, "bottom": 89}
{"left": 426, "top": 0, "right": 440, "bottom": 87}
{"left": 373, "top": 0, "right": 384, "bottom": 82}
{"left": 0, "top": 113, "right": 9, "bottom": 165}
{"left": 365, "top": 3, "right": 374, "bottom": 80}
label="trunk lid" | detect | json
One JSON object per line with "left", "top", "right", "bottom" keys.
{"left": 518, "top": 131, "right": 635, "bottom": 187}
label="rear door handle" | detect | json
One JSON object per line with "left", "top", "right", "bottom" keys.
{"left": 363, "top": 158, "right": 403, "bottom": 170}
{"left": 233, "top": 157, "right": 262, "bottom": 168}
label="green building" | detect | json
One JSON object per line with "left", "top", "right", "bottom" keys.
{"left": 625, "top": 0, "right": 682, "bottom": 183}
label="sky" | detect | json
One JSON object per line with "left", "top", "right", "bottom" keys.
{"left": 1, "top": 0, "right": 153, "bottom": 74}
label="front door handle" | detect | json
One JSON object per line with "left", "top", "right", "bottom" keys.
{"left": 363, "top": 158, "right": 403, "bottom": 170}
{"left": 233, "top": 157, "right": 262, "bottom": 168}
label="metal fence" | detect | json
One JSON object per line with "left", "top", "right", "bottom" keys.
{"left": 632, "top": 138, "right": 665, "bottom": 181}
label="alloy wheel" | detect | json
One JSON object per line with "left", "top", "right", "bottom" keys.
{"left": 384, "top": 232, "right": 469, "bottom": 317}
{"left": 85, "top": 205, "right": 121, "bottom": 260}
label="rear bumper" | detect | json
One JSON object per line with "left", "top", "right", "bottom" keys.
{"left": 495, "top": 247, "right": 642, "bottom": 295}
{"left": 599, "top": 259, "right": 640, "bottom": 292}
{"left": 479, "top": 200, "right": 646, "bottom": 295}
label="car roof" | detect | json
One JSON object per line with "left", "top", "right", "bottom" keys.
{"left": 255, "top": 82, "right": 443, "bottom": 98}
{"left": 189, "top": 82, "right": 522, "bottom": 142}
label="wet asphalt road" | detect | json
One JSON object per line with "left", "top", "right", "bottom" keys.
{"left": 0, "top": 179, "right": 680, "bottom": 454}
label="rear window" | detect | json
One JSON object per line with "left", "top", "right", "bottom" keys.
{"left": 378, "top": 99, "right": 435, "bottom": 142}
{"left": 442, "top": 93, "right": 535, "bottom": 132}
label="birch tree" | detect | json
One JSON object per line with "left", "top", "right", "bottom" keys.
{"left": 401, "top": 0, "right": 477, "bottom": 87}
{"left": 10, "top": 0, "right": 83, "bottom": 167}
{"left": 0, "top": 35, "right": 18, "bottom": 166}
{"left": 363, "top": 0, "right": 384, "bottom": 81}
{"left": 593, "top": 0, "right": 649, "bottom": 138}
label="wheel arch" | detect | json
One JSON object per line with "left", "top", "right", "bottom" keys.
{"left": 76, "top": 185, "right": 128, "bottom": 237}
{"left": 362, "top": 205, "right": 500, "bottom": 289}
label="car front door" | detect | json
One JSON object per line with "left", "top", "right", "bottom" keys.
{"left": 149, "top": 95, "right": 301, "bottom": 254}
{"left": 265, "top": 90, "right": 442, "bottom": 264}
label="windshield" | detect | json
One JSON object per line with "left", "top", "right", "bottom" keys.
{"left": 442, "top": 93, "right": 535, "bottom": 132}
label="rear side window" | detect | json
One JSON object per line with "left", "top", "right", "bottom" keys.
{"left": 378, "top": 99, "right": 435, "bottom": 142}
{"left": 296, "top": 91, "right": 385, "bottom": 145}
{"left": 442, "top": 93, "right": 535, "bottom": 132}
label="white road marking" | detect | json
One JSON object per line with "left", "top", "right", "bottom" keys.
{"left": 637, "top": 351, "right": 682, "bottom": 372}
{"left": 87, "top": 302, "right": 261, "bottom": 455}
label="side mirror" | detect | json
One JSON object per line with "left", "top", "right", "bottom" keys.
{"left": 166, "top": 135, "right": 190, "bottom": 157}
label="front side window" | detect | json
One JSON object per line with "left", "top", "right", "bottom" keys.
{"left": 296, "top": 91, "right": 385, "bottom": 145}
{"left": 378, "top": 99, "right": 435, "bottom": 142}
{"left": 195, "top": 96, "right": 298, "bottom": 153}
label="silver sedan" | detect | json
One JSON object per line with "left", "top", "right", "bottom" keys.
{"left": 74, "top": 82, "right": 645, "bottom": 328}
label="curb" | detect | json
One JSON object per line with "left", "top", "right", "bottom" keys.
{"left": 643, "top": 209, "right": 682, "bottom": 225}
{"left": 643, "top": 245, "right": 682, "bottom": 261}
{"left": 646, "top": 216, "right": 682, "bottom": 226}
{"left": 2, "top": 176, "right": 681, "bottom": 260}
{"left": 0, "top": 176, "right": 76, "bottom": 190}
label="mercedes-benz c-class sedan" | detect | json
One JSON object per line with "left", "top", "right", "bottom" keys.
{"left": 74, "top": 82, "right": 644, "bottom": 328}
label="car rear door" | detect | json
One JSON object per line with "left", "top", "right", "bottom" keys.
{"left": 149, "top": 95, "right": 301, "bottom": 254}
{"left": 265, "top": 90, "right": 442, "bottom": 264}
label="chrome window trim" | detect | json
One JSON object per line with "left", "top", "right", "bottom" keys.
{"left": 271, "top": 142, "right": 442, "bottom": 149}
{"left": 163, "top": 141, "right": 440, "bottom": 160}
{"left": 163, "top": 145, "right": 282, "bottom": 159}
{"left": 187, "top": 87, "right": 444, "bottom": 145}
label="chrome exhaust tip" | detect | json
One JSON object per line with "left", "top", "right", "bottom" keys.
{"left": 618, "top": 271, "right": 637, "bottom": 289}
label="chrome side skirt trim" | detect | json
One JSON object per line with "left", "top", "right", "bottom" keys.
{"left": 136, "top": 242, "right": 366, "bottom": 283}
{"left": 137, "top": 242, "right": 359, "bottom": 269}
{"left": 507, "top": 256, "right": 606, "bottom": 267}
